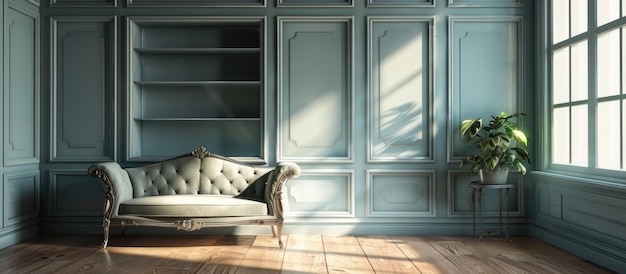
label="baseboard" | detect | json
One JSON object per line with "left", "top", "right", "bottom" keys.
{"left": 0, "top": 223, "right": 39, "bottom": 250}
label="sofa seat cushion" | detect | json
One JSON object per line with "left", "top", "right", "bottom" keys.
{"left": 118, "top": 195, "right": 268, "bottom": 217}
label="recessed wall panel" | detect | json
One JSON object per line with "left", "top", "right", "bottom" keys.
{"left": 278, "top": 17, "right": 353, "bottom": 162}
{"left": 3, "top": 171, "right": 39, "bottom": 227}
{"left": 367, "top": 17, "right": 433, "bottom": 162}
{"left": 447, "top": 170, "right": 523, "bottom": 218}
{"left": 537, "top": 185, "right": 562, "bottom": 219}
{"left": 284, "top": 170, "right": 354, "bottom": 217}
{"left": 51, "top": 17, "right": 116, "bottom": 161}
{"left": 534, "top": 177, "right": 626, "bottom": 247}
{"left": 366, "top": 170, "right": 435, "bottom": 217}
{"left": 447, "top": 171, "right": 476, "bottom": 217}
{"left": 448, "top": 16, "right": 522, "bottom": 161}
{"left": 48, "top": 170, "right": 103, "bottom": 216}
{"left": 562, "top": 192, "right": 626, "bottom": 241}
{"left": 4, "top": 5, "right": 39, "bottom": 166}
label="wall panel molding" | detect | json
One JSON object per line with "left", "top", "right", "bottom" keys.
{"left": 50, "top": 0, "right": 116, "bottom": 7}
{"left": 47, "top": 169, "right": 103, "bottom": 217}
{"left": 3, "top": 170, "right": 40, "bottom": 227}
{"left": 367, "top": 0, "right": 434, "bottom": 7}
{"left": 127, "top": 0, "right": 265, "bottom": 7}
{"left": 277, "top": 0, "right": 352, "bottom": 7}
{"left": 448, "top": 0, "right": 522, "bottom": 8}
{"left": 277, "top": 16, "right": 354, "bottom": 163}
{"left": 4, "top": 2, "right": 39, "bottom": 166}
{"left": 367, "top": 16, "right": 435, "bottom": 163}
{"left": 447, "top": 16, "right": 524, "bottom": 163}
{"left": 50, "top": 16, "right": 117, "bottom": 162}
{"left": 284, "top": 169, "right": 354, "bottom": 218}
{"left": 27, "top": 0, "right": 40, "bottom": 7}
{"left": 366, "top": 169, "right": 435, "bottom": 218}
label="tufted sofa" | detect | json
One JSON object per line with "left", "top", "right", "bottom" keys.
{"left": 88, "top": 146, "right": 300, "bottom": 248}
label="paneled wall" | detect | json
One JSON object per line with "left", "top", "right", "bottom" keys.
{"left": 531, "top": 173, "right": 626, "bottom": 271}
{"left": 0, "top": 0, "right": 40, "bottom": 249}
{"left": 39, "top": 0, "right": 535, "bottom": 236}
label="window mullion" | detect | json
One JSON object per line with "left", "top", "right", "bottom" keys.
{"left": 618, "top": 26, "right": 626, "bottom": 169}
{"left": 587, "top": 0, "right": 596, "bottom": 169}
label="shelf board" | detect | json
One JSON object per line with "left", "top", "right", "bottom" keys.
{"left": 134, "top": 80, "right": 261, "bottom": 86}
{"left": 136, "top": 117, "right": 261, "bottom": 121}
{"left": 135, "top": 48, "right": 261, "bottom": 54}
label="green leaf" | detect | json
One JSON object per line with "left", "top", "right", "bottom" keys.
{"left": 516, "top": 162, "right": 527, "bottom": 175}
{"left": 488, "top": 157, "right": 498, "bottom": 171}
{"left": 512, "top": 129, "right": 528, "bottom": 146}
{"left": 461, "top": 118, "right": 482, "bottom": 142}
{"left": 512, "top": 147, "right": 530, "bottom": 162}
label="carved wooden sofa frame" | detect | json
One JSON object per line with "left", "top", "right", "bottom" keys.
{"left": 88, "top": 146, "right": 300, "bottom": 248}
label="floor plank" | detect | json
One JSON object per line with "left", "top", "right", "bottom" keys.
{"left": 0, "top": 235, "right": 613, "bottom": 274}
{"left": 195, "top": 235, "right": 255, "bottom": 273}
{"left": 282, "top": 235, "right": 327, "bottom": 274}
{"left": 423, "top": 236, "right": 515, "bottom": 273}
{"left": 237, "top": 235, "right": 286, "bottom": 273}
{"left": 357, "top": 235, "right": 418, "bottom": 274}
{"left": 391, "top": 235, "right": 463, "bottom": 274}
{"left": 322, "top": 235, "right": 375, "bottom": 273}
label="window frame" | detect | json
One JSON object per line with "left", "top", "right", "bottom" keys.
{"left": 543, "top": 0, "right": 626, "bottom": 184}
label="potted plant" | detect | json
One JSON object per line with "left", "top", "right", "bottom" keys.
{"left": 460, "top": 112, "right": 530, "bottom": 184}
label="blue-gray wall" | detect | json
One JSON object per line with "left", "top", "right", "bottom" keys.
{"left": 0, "top": 0, "right": 614, "bottom": 272}
{"left": 39, "top": 0, "right": 536, "bottom": 233}
{"left": 0, "top": 0, "right": 40, "bottom": 249}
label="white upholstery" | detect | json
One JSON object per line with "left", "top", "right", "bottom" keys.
{"left": 88, "top": 146, "right": 300, "bottom": 248}
{"left": 119, "top": 195, "right": 268, "bottom": 217}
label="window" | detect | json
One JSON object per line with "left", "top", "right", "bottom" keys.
{"left": 549, "top": 0, "right": 626, "bottom": 177}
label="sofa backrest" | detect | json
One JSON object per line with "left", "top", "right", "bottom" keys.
{"left": 126, "top": 153, "right": 272, "bottom": 199}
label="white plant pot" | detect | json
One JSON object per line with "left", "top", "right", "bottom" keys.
{"left": 478, "top": 168, "right": 510, "bottom": 184}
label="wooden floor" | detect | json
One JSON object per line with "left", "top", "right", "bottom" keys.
{"left": 0, "top": 234, "right": 613, "bottom": 274}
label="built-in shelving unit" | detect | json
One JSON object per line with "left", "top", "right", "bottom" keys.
{"left": 127, "top": 17, "right": 265, "bottom": 162}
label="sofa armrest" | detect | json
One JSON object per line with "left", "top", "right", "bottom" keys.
{"left": 265, "top": 162, "right": 300, "bottom": 217}
{"left": 88, "top": 162, "right": 134, "bottom": 218}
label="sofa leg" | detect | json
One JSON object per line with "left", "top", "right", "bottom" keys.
{"left": 276, "top": 223, "right": 284, "bottom": 248}
{"left": 102, "top": 218, "right": 110, "bottom": 248}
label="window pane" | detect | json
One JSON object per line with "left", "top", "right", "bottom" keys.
{"left": 598, "top": 0, "right": 621, "bottom": 26}
{"left": 553, "top": 48, "right": 570, "bottom": 104}
{"left": 553, "top": 107, "right": 571, "bottom": 164}
{"left": 553, "top": 0, "right": 570, "bottom": 43}
{"left": 571, "top": 104, "right": 589, "bottom": 166}
{"left": 571, "top": 41, "right": 588, "bottom": 101}
{"left": 598, "top": 29, "right": 621, "bottom": 98}
{"left": 597, "top": 101, "right": 621, "bottom": 169}
{"left": 572, "top": 0, "right": 588, "bottom": 36}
